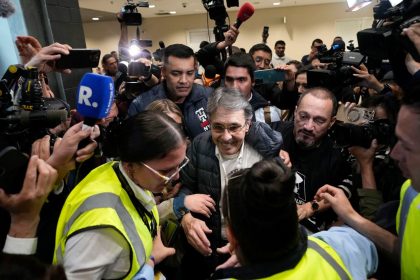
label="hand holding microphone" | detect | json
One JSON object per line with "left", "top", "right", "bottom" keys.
{"left": 226, "top": 2, "right": 255, "bottom": 54}
{"left": 76, "top": 73, "right": 114, "bottom": 148}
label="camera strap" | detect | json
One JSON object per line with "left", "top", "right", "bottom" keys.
{"left": 112, "top": 162, "right": 157, "bottom": 238}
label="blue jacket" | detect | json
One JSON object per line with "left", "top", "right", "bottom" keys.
{"left": 128, "top": 82, "right": 213, "bottom": 139}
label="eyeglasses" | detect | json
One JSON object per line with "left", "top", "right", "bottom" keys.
{"left": 141, "top": 156, "right": 190, "bottom": 185}
{"left": 211, "top": 123, "right": 247, "bottom": 134}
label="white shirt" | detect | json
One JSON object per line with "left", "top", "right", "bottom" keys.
{"left": 271, "top": 53, "right": 292, "bottom": 67}
{"left": 216, "top": 142, "right": 263, "bottom": 239}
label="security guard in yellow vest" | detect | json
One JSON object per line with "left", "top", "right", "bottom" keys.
{"left": 212, "top": 160, "right": 377, "bottom": 280}
{"left": 53, "top": 112, "right": 187, "bottom": 279}
{"left": 397, "top": 180, "right": 420, "bottom": 279}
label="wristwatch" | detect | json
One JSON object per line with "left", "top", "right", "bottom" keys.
{"left": 178, "top": 206, "right": 190, "bottom": 222}
{"left": 311, "top": 200, "right": 319, "bottom": 212}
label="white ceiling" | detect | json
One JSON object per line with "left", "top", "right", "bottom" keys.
{"left": 79, "top": 0, "right": 346, "bottom": 22}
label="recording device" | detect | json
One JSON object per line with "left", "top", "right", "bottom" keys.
{"left": 55, "top": 49, "right": 101, "bottom": 69}
{"left": 356, "top": 0, "right": 420, "bottom": 89}
{"left": 0, "top": 146, "right": 29, "bottom": 194}
{"left": 263, "top": 26, "right": 269, "bottom": 37}
{"left": 128, "top": 61, "right": 150, "bottom": 77}
{"left": 0, "top": 65, "right": 69, "bottom": 153}
{"left": 307, "top": 50, "right": 365, "bottom": 93}
{"left": 233, "top": 2, "right": 255, "bottom": 29}
{"left": 254, "top": 69, "right": 286, "bottom": 84}
{"left": 77, "top": 73, "right": 115, "bottom": 126}
{"left": 331, "top": 119, "right": 395, "bottom": 148}
{"left": 336, "top": 104, "right": 375, "bottom": 125}
{"left": 120, "top": 0, "right": 149, "bottom": 25}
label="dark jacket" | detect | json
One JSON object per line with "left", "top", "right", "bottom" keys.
{"left": 178, "top": 122, "right": 283, "bottom": 279}
{"left": 128, "top": 82, "right": 213, "bottom": 139}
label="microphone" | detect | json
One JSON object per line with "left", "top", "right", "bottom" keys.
{"left": 77, "top": 73, "right": 115, "bottom": 126}
{"left": 233, "top": 2, "right": 255, "bottom": 29}
{"left": 0, "top": 110, "right": 67, "bottom": 127}
{"left": 159, "top": 41, "right": 165, "bottom": 49}
{"left": 0, "top": 0, "right": 15, "bottom": 18}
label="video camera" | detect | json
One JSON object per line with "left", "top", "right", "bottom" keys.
{"left": 357, "top": 0, "right": 420, "bottom": 88}
{"left": 120, "top": 0, "right": 149, "bottom": 25}
{"left": 0, "top": 65, "right": 68, "bottom": 153}
{"left": 307, "top": 47, "right": 365, "bottom": 94}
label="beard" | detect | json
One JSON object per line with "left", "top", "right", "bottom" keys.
{"left": 295, "top": 129, "right": 318, "bottom": 149}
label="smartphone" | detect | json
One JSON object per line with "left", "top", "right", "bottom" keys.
{"left": 263, "top": 26, "right": 269, "bottom": 36}
{"left": 0, "top": 146, "right": 29, "bottom": 194}
{"left": 55, "top": 49, "right": 101, "bottom": 69}
{"left": 254, "top": 69, "right": 285, "bottom": 84}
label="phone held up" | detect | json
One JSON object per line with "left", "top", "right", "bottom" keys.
{"left": 55, "top": 49, "right": 101, "bottom": 69}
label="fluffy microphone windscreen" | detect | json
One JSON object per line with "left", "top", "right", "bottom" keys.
{"left": 237, "top": 2, "right": 255, "bottom": 22}
{"left": 0, "top": 0, "right": 15, "bottom": 18}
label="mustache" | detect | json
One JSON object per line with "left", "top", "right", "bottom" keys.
{"left": 298, "top": 129, "right": 315, "bottom": 137}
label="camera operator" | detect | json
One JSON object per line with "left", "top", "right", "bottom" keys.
{"left": 195, "top": 25, "right": 239, "bottom": 76}
{"left": 346, "top": 95, "right": 405, "bottom": 220}
{"left": 116, "top": 55, "right": 160, "bottom": 118}
{"left": 1, "top": 122, "right": 99, "bottom": 262}
{"left": 301, "top": 38, "right": 324, "bottom": 66}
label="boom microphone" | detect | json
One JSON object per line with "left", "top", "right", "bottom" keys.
{"left": 77, "top": 73, "right": 115, "bottom": 126}
{"left": 233, "top": 2, "right": 255, "bottom": 29}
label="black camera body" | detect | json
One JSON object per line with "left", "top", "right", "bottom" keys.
{"left": 0, "top": 65, "right": 68, "bottom": 153}
{"left": 356, "top": 0, "right": 420, "bottom": 89}
{"left": 330, "top": 119, "right": 395, "bottom": 148}
{"left": 307, "top": 51, "right": 365, "bottom": 92}
{"left": 121, "top": 1, "right": 149, "bottom": 25}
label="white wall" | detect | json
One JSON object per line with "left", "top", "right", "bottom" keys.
{"left": 83, "top": 2, "right": 373, "bottom": 61}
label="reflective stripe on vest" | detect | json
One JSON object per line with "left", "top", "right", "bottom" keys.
{"left": 398, "top": 185, "right": 418, "bottom": 251}
{"left": 55, "top": 192, "right": 145, "bottom": 267}
{"left": 308, "top": 239, "right": 350, "bottom": 280}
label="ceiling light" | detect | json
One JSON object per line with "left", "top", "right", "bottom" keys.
{"left": 273, "top": 2, "right": 281, "bottom": 5}
{"left": 346, "top": 0, "right": 371, "bottom": 11}
{"left": 92, "top": 17, "right": 100, "bottom": 21}
{"left": 169, "top": 11, "right": 176, "bottom": 14}
{"left": 149, "top": 4, "right": 155, "bottom": 8}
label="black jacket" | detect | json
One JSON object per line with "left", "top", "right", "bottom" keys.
{"left": 178, "top": 122, "right": 283, "bottom": 279}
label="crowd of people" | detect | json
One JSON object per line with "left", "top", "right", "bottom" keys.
{"left": 0, "top": 6, "right": 420, "bottom": 280}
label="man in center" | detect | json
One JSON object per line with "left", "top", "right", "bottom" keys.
{"left": 175, "top": 87, "right": 284, "bottom": 279}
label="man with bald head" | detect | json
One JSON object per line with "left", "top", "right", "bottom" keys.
{"left": 274, "top": 87, "right": 353, "bottom": 232}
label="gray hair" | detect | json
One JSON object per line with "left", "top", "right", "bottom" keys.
{"left": 207, "top": 87, "right": 253, "bottom": 120}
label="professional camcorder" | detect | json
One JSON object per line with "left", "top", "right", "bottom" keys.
{"left": 120, "top": 0, "right": 149, "bottom": 25}
{"left": 307, "top": 49, "right": 365, "bottom": 93}
{"left": 0, "top": 65, "right": 68, "bottom": 153}
{"left": 357, "top": 0, "right": 420, "bottom": 88}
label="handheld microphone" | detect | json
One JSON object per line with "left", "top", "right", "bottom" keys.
{"left": 77, "top": 73, "right": 115, "bottom": 126}
{"left": 233, "top": 2, "right": 255, "bottom": 29}
{"left": 159, "top": 41, "right": 165, "bottom": 49}
{"left": 0, "top": 110, "right": 67, "bottom": 127}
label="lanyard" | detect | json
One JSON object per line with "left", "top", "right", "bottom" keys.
{"left": 112, "top": 163, "right": 157, "bottom": 238}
